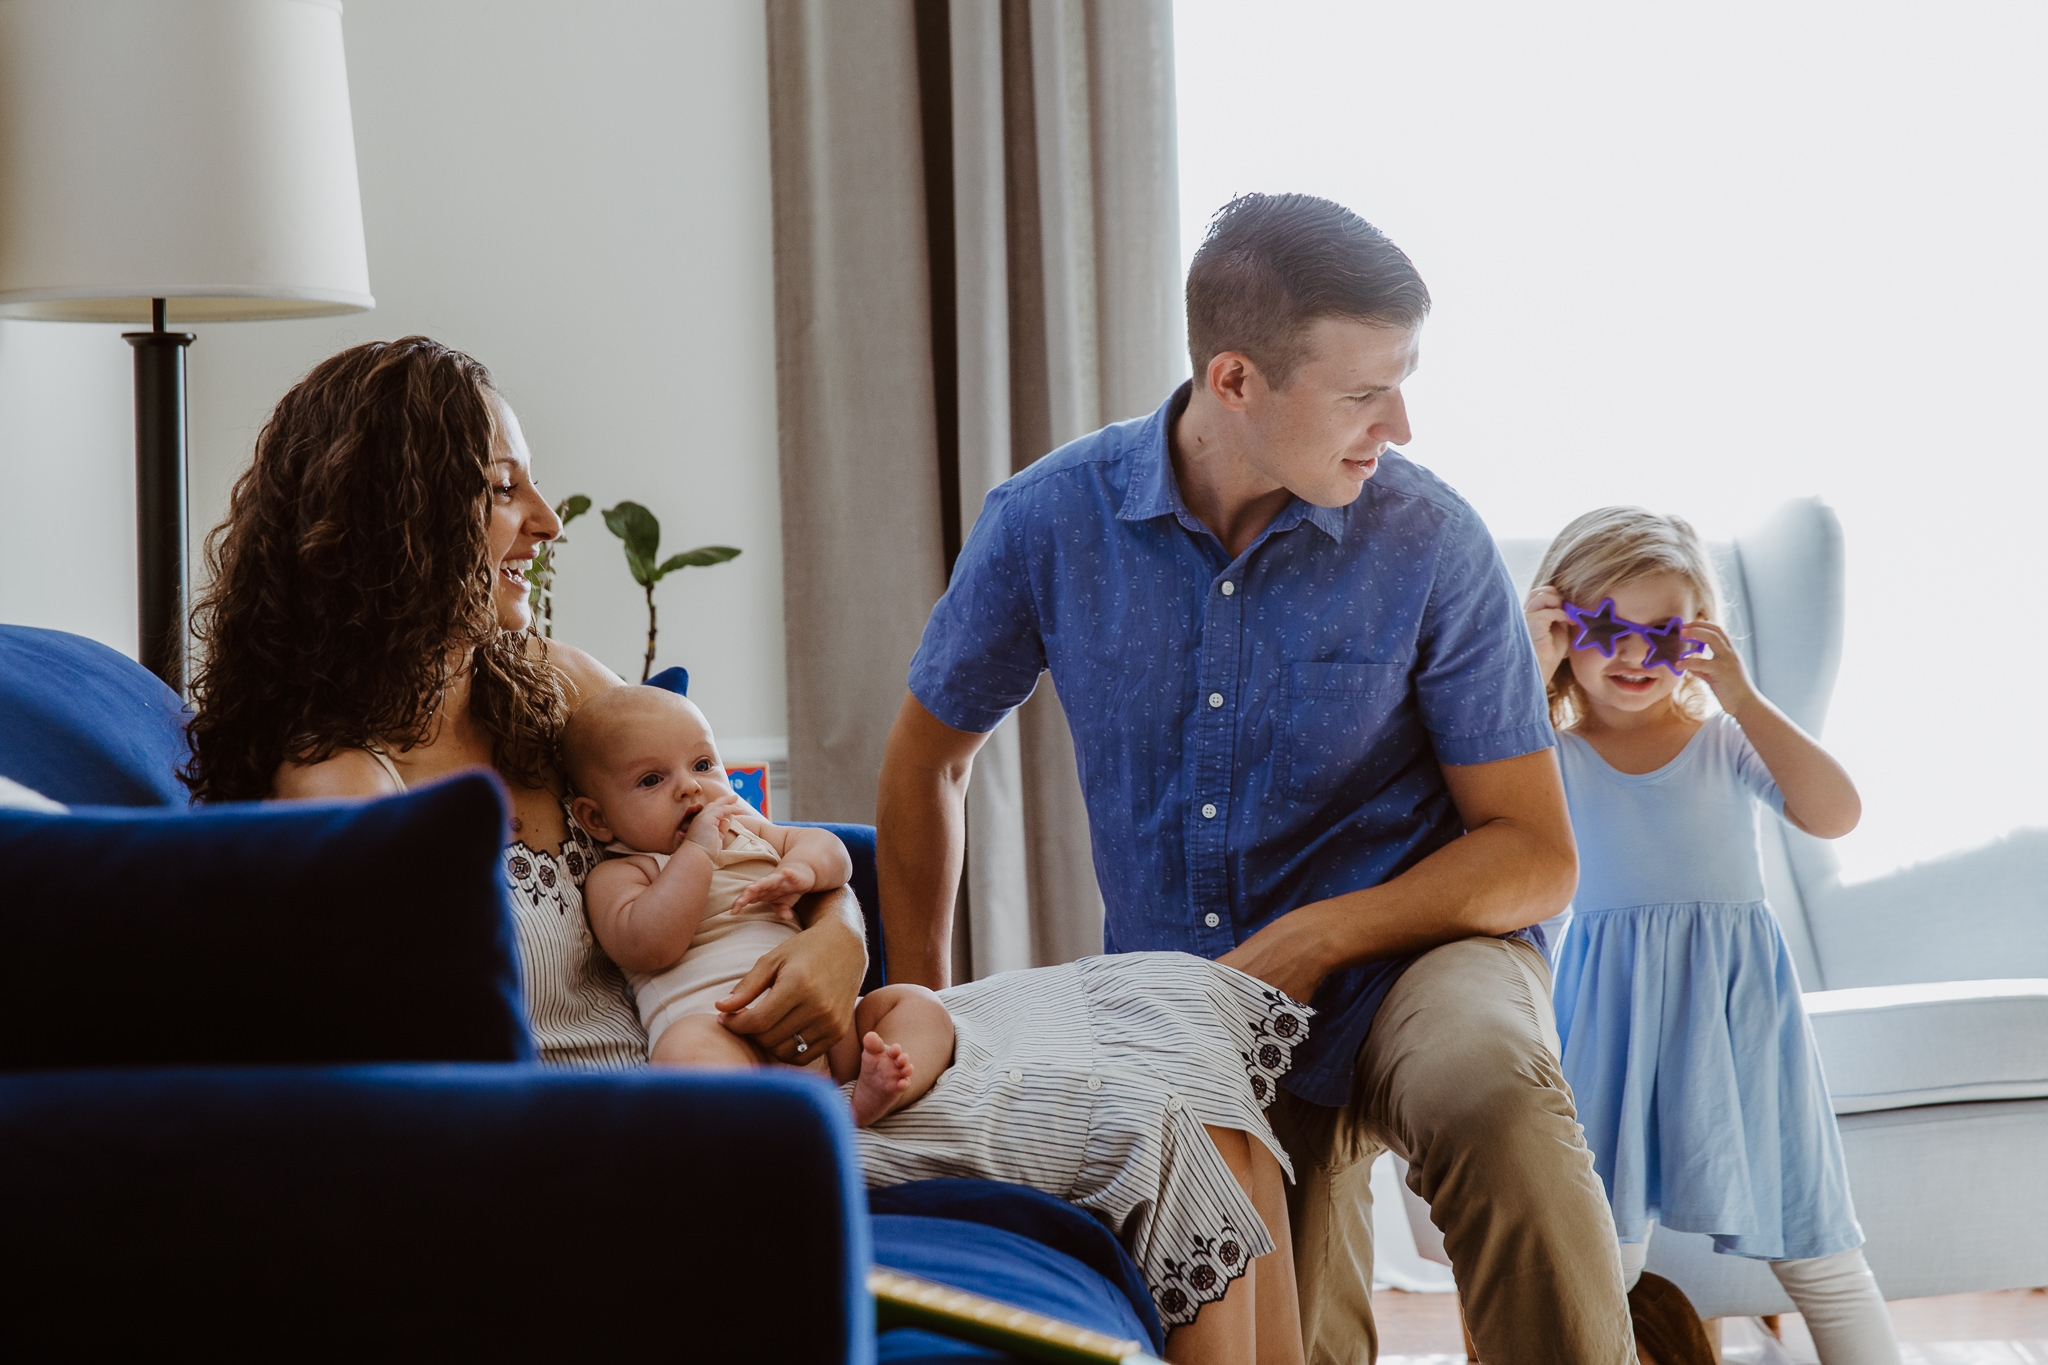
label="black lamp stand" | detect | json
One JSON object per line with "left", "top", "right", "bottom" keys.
{"left": 123, "top": 298, "right": 195, "bottom": 696}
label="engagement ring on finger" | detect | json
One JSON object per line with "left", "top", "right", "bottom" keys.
{"left": 794, "top": 1033, "right": 809, "bottom": 1055}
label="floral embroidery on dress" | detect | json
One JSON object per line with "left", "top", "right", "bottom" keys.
{"left": 1242, "top": 989, "right": 1313, "bottom": 1108}
{"left": 1155, "top": 1224, "right": 1251, "bottom": 1326}
{"left": 498, "top": 804, "right": 644, "bottom": 1069}
{"left": 505, "top": 839, "right": 574, "bottom": 915}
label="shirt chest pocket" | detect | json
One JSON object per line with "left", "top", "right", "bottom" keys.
{"left": 1277, "top": 661, "right": 1409, "bottom": 801}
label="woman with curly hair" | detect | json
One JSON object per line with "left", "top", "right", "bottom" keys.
{"left": 184, "top": 336, "right": 866, "bottom": 1068}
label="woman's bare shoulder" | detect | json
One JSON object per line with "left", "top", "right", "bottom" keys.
{"left": 529, "top": 637, "right": 626, "bottom": 710}
{"left": 272, "top": 748, "right": 402, "bottom": 801}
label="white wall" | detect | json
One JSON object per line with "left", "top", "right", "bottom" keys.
{"left": 0, "top": 0, "right": 789, "bottom": 760}
{"left": 0, "top": 319, "right": 137, "bottom": 648}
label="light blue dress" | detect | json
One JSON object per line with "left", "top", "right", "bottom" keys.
{"left": 1552, "top": 712, "right": 1864, "bottom": 1261}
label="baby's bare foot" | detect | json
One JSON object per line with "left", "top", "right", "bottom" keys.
{"left": 851, "top": 1031, "right": 915, "bottom": 1128}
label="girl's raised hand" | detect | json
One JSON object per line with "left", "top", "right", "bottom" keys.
{"left": 1683, "top": 618, "right": 1860, "bottom": 837}
{"left": 1679, "top": 619, "right": 1758, "bottom": 714}
{"left": 1524, "top": 585, "right": 1573, "bottom": 682}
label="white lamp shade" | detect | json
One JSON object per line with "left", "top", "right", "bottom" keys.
{"left": 0, "top": 0, "right": 373, "bottom": 323}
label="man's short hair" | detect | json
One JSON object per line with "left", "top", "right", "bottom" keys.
{"left": 1185, "top": 193, "right": 1431, "bottom": 389}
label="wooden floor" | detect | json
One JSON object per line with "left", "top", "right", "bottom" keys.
{"left": 1372, "top": 1287, "right": 2048, "bottom": 1362}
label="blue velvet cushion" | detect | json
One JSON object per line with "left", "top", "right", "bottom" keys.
{"left": 0, "top": 772, "right": 533, "bottom": 1068}
{"left": 873, "top": 1216, "right": 1157, "bottom": 1363}
{"left": 872, "top": 1180, "right": 1164, "bottom": 1356}
{"left": 0, "top": 623, "right": 191, "bottom": 806}
{"left": 0, "top": 1065, "right": 873, "bottom": 1360}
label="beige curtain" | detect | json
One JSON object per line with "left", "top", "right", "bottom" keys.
{"left": 767, "top": 0, "right": 1184, "bottom": 980}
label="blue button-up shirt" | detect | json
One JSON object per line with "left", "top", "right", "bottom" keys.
{"left": 908, "top": 384, "right": 1554, "bottom": 1105}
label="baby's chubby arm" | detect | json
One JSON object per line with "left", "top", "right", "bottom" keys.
{"left": 727, "top": 815, "right": 853, "bottom": 917}
{"left": 583, "top": 828, "right": 724, "bottom": 975}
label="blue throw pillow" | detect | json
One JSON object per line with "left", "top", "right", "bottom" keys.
{"left": 0, "top": 624, "right": 192, "bottom": 807}
{"left": 0, "top": 772, "right": 534, "bottom": 1068}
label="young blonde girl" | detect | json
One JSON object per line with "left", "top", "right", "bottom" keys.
{"left": 1525, "top": 507, "right": 1900, "bottom": 1364}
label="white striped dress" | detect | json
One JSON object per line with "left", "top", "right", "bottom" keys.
{"left": 854, "top": 951, "right": 1312, "bottom": 1329}
{"left": 500, "top": 809, "right": 646, "bottom": 1069}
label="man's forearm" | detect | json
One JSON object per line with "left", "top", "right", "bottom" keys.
{"left": 1305, "top": 813, "right": 1575, "bottom": 971}
{"left": 875, "top": 695, "right": 982, "bottom": 989}
{"left": 875, "top": 768, "right": 969, "bottom": 989}
{"left": 1222, "top": 760, "right": 1577, "bottom": 1006}
{"left": 1292, "top": 746, "right": 1580, "bottom": 974}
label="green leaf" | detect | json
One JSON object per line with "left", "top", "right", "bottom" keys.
{"left": 556, "top": 493, "right": 591, "bottom": 525}
{"left": 603, "top": 501, "right": 661, "bottom": 586}
{"left": 603, "top": 500, "right": 660, "bottom": 562}
{"left": 653, "top": 545, "right": 741, "bottom": 579}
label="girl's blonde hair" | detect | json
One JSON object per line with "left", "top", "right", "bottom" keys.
{"left": 1534, "top": 506, "right": 1722, "bottom": 731}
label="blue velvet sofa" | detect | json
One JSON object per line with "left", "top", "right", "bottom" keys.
{"left": 0, "top": 625, "right": 1161, "bottom": 1363}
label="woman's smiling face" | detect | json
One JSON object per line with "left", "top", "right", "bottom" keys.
{"left": 484, "top": 394, "right": 563, "bottom": 632}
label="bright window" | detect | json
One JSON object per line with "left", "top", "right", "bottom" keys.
{"left": 1175, "top": 0, "right": 2048, "bottom": 881}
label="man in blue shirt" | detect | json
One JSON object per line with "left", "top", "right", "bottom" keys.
{"left": 877, "top": 194, "right": 1631, "bottom": 1363}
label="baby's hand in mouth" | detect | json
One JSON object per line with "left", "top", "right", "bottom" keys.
{"left": 678, "top": 801, "right": 719, "bottom": 854}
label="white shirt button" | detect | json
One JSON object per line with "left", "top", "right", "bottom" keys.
{"left": 1086, "top": 1076, "right": 1103, "bottom": 1092}
{"left": 1208, "top": 692, "right": 1224, "bottom": 709}
{"left": 1166, "top": 1095, "right": 1183, "bottom": 1112}
{"left": 1204, "top": 912, "right": 1220, "bottom": 928}
{"left": 1008, "top": 1069, "right": 1024, "bottom": 1084}
{"left": 1220, "top": 581, "right": 1236, "bottom": 596}
{"left": 1201, "top": 803, "right": 1217, "bottom": 819}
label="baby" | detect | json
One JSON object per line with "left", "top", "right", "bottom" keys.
{"left": 565, "top": 692, "right": 1316, "bottom": 1359}
{"left": 563, "top": 686, "right": 954, "bottom": 1127}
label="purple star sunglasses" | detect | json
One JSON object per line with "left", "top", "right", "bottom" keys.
{"left": 1561, "top": 598, "right": 1706, "bottom": 676}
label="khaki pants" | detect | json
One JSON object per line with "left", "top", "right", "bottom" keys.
{"left": 1271, "top": 936, "right": 1633, "bottom": 1365}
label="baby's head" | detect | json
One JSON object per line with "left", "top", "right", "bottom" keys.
{"left": 562, "top": 687, "right": 730, "bottom": 853}
{"left": 1535, "top": 506, "right": 1722, "bottom": 729}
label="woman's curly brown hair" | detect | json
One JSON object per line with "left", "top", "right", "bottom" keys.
{"left": 182, "top": 336, "right": 567, "bottom": 802}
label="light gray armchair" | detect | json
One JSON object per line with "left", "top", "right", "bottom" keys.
{"left": 1481, "top": 498, "right": 2048, "bottom": 1319}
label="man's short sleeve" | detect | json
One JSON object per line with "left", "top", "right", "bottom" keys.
{"left": 1414, "top": 503, "right": 1556, "bottom": 767}
{"left": 906, "top": 485, "right": 1049, "bottom": 734}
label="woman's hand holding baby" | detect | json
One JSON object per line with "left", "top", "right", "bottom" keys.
{"left": 715, "top": 883, "right": 867, "bottom": 1062}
